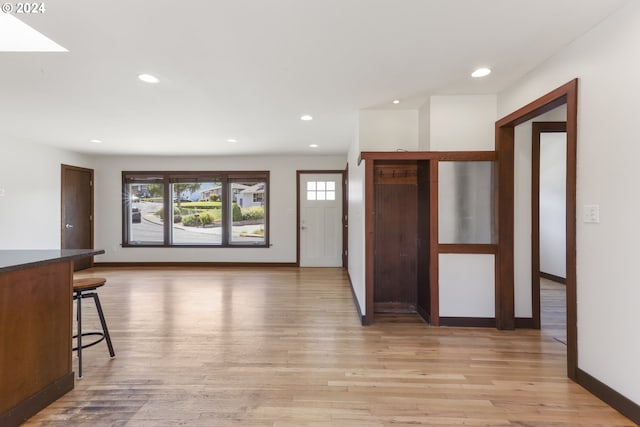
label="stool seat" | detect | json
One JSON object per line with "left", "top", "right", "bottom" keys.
{"left": 73, "top": 277, "right": 106, "bottom": 291}
{"left": 72, "top": 276, "right": 114, "bottom": 379}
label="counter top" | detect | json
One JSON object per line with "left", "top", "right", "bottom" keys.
{"left": 0, "top": 249, "right": 105, "bottom": 273}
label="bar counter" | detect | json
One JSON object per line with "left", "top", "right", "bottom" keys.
{"left": 0, "top": 249, "right": 104, "bottom": 427}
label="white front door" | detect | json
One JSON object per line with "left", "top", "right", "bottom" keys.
{"left": 299, "top": 173, "right": 343, "bottom": 267}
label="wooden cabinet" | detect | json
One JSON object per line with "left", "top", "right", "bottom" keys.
{"left": 0, "top": 249, "right": 103, "bottom": 426}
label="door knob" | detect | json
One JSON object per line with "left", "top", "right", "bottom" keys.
{"left": 65, "top": 224, "right": 74, "bottom": 229}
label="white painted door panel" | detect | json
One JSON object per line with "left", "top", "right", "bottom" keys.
{"left": 300, "top": 173, "right": 342, "bottom": 267}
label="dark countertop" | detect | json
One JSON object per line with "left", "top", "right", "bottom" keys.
{"left": 0, "top": 249, "right": 105, "bottom": 273}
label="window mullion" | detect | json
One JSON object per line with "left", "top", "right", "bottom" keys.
{"left": 221, "top": 177, "right": 229, "bottom": 246}
{"left": 164, "top": 178, "right": 171, "bottom": 246}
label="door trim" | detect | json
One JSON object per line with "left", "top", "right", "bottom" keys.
{"left": 61, "top": 164, "right": 95, "bottom": 267}
{"left": 531, "top": 121, "right": 567, "bottom": 329}
{"left": 343, "top": 163, "right": 349, "bottom": 269}
{"left": 296, "top": 170, "right": 347, "bottom": 267}
{"left": 495, "top": 78, "right": 577, "bottom": 379}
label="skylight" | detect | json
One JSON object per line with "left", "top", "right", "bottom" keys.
{"left": 0, "top": 14, "right": 68, "bottom": 52}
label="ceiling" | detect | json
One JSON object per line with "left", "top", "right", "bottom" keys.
{"left": 0, "top": 0, "right": 628, "bottom": 156}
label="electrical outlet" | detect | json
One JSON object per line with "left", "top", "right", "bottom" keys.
{"left": 0, "top": 188, "right": 5, "bottom": 197}
{"left": 583, "top": 205, "right": 600, "bottom": 223}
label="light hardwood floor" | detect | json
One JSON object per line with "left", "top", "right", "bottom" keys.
{"left": 24, "top": 267, "right": 632, "bottom": 426}
{"left": 540, "top": 278, "right": 567, "bottom": 345}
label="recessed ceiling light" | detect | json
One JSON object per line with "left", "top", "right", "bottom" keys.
{"left": 309, "top": 144, "right": 318, "bottom": 148}
{"left": 471, "top": 68, "right": 491, "bottom": 78}
{"left": 227, "top": 139, "right": 237, "bottom": 143}
{"left": 138, "top": 73, "right": 160, "bottom": 83}
{"left": 89, "top": 139, "right": 103, "bottom": 144}
{"left": 300, "top": 115, "right": 313, "bottom": 121}
{"left": 392, "top": 99, "right": 400, "bottom": 104}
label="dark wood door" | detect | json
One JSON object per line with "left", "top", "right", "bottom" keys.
{"left": 61, "top": 165, "right": 94, "bottom": 271}
{"left": 374, "top": 162, "right": 418, "bottom": 312}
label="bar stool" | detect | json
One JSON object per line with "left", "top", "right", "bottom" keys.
{"left": 73, "top": 277, "right": 115, "bottom": 378}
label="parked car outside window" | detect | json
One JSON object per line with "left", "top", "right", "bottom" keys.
{"left": 132, "top": 207, "right": 141, "bottom": 223}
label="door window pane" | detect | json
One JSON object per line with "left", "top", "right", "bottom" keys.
{"left": 438, "top": 161, "right": 494, "bottom": 244}
{"left": 306, "top": 181, "right": 336, "bottom": 201}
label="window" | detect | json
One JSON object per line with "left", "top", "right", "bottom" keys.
{"left": 306, "top": 180, "right": 336, "bottom": 201}
{"left": 438, "top": 161, "right": 494, "bottom": 244}
{"left": 123, "top": 171, "right": 269, "bottom": 247}
{"left": 229, "top": 181, "right": 266, "bottom": 245}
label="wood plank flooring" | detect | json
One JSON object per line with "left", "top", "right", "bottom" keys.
{"left": 540, "top": 278, "right": 567, "bottom": 345}
{"left": 23, "top": 267, "right": 632, "bottom": 426}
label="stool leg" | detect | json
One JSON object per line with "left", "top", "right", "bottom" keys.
{"left": 93, "top": 293, "right": 115, "bottom": 358}
{"left": 76, "top": 291, "right": 83, "bottom": 379}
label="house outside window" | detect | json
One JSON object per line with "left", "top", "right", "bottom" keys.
{"left": 123, "top": 171, "right": 269, "bottom": 247}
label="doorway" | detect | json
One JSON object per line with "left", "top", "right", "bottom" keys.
{"left": 297, "top": 171, "right": 345, "bottom": 267}
{"left": 532, "top": 122, "right": 567, "bottom": 344}
{"left": 61, "top": 164, "right": 94, "bottom": 271}
{"left": 495, "top": 79, "right": 577, "bottom": 379}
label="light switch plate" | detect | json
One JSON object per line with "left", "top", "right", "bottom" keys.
{"left": 0, "top": 188, "right": 5, "bottom": 197}
{"left": 583, "top": 205, "right": 600, "bottom": 223}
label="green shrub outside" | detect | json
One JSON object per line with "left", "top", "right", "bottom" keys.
{"left": 182, "top": 212, "right": 215, "bottom": 226}
{"left": 157, "top": 203, "right": 263, "bottom": 225}
{"left": 199, "top": 212, "right": 214, "bottom": 225}
{"left": 173, "top": 201, "right": 221, "bottom": 210}
{"left": 182, "top": 215, "right": 196, "bottom": 226}
{"left": 232, "top": 203, "right": 242, "bottom": 221}
{"left": 241, "top": 206, "right": 265, "bottom": 221}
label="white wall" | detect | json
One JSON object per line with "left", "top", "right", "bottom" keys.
{"left": 499, "top": 1, "right": 640, "bottom": 404}
{"left": 358, "top": 109, "right": 419, "bottom": 151}
{"left": 93, "top": 154, "right": 345, "bottom": 263}
{"left": 439, "top": 254, "right": 495, "bottom": 317}
{"left": 0, "top": 139, "right": 92, "bottom": 249}
{"left": 347, "top": 139, "right": 365, "bottom": 316}
{"left": 430, "top": 95, "right": 497, "bottom": 151}
{"left": 513, "top": 123, "right": 533, "bottom": 318}
{"left": 418, "top": 101, "right": 430, "bottom": 150}
{"left": 540, "top": 132, "right": 567, "bottom": 278}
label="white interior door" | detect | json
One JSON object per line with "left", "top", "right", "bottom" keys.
{"left": 299, "top": 173, "right": 343, "bottom": 267}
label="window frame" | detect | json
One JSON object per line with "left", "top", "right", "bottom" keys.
{"left": 122, "top": 170, "right": 269, "bottom": 248}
